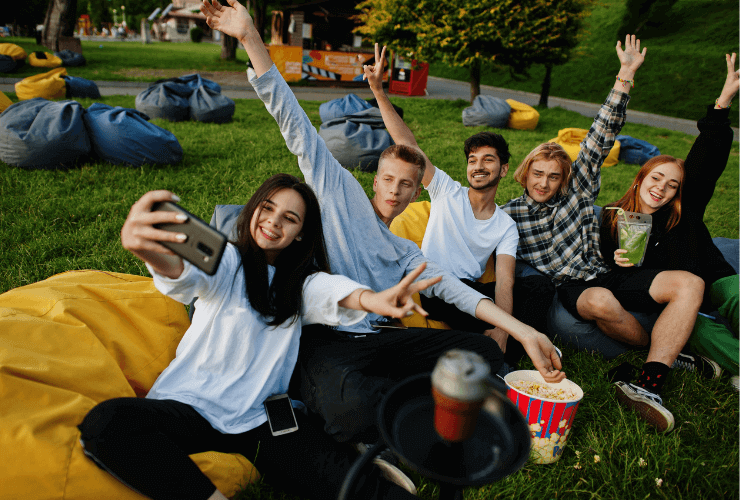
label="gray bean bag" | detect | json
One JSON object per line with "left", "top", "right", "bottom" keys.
{"left": 318, "top": 107, "right": 392, "bottom": 172}
{"left": 189, "top": 85, "right": 235, "bottom": 123}
{"left": 462, "top": 95, "right": 511, "bottom": 128}
{"left": 319, "top": 93, "right": 371, "bottom": 124}
{"left": 55, "top": 50, "right": 86, "bottom": 67}
{"left": 0, "top": 98, "right": 90, "bottom": 169}
{"left": 83, "top": 103, "right": 183, "bottom": 167}
{"left": 135, "top": 80, "right": 192, "bottom": 122}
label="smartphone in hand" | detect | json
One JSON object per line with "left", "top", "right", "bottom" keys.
{"left": 152, "top": 201, "right": 227, "bottom": 276}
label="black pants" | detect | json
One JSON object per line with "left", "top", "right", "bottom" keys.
{"left": 78, "top": 398, "right": 415, "bottom": 500}
{"left": 297, "top": 326, "right": 504, "bottom": 444}
{"left": 420, "top": 275, "right": 556, "bottom": 366}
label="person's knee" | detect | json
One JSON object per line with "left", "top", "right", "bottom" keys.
{"left": 576, "top": 288, "right": 622, "bottom": 320}
{"left": 653, "top": 271, "right": 705, "bottom": 304}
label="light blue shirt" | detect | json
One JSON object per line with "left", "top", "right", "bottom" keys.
{"left": 250, "top": 65, "right": 488, "bottom": 334}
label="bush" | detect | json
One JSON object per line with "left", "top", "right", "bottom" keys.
{"left": 190, "top": 26, "right": 204, "bottom": 43}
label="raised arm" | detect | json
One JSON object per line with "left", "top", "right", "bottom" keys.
{"left": 681, "top": 53, "right": 738, "bottom": 217}
{"left": 200, "top": 0, "right": 271, "bottom": 77}
{"left": 573, "top": 35, "right": 646, "bottom": 196}
{"left": 364, "top": 43, "right": 436, "bottom": 187}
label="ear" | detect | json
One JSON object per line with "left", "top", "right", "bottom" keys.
{"left": 372, "top": 175, "right": 378, "bottom": 193}
{"left": 500, "top": 163, "right": 509, "bottom": 178}
{"left": 295, "top": 233, "right": 303, "bottom": 242}
{"left": 411, "top": 184, "right": 422, "bottom": 203}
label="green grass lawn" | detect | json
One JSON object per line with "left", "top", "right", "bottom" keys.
{"left": 0, "top": 92, "right": 738, "bottom": 499}
{"left": 428, "top": 0, "right": 740, "bottom": 127}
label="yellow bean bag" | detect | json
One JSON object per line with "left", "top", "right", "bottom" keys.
{"left": 28, "top": 50, "right": 63, "bottom": 68}
{"left": 0, "top": 91, "right": 12, "bottom": 112}
{"left": 0, "top": 270, "right": 259, "bottom": 500}
{"left": 0, "top": 42, "right": 28, "bottom": 61}
{"left": 15, "top": 67, "right": 67, "bottom": 100}
{"left": 548, "top": 128, "right": 621, "bottom": 167}
{"left": 506, "top": 99, "right": 540, "bottom": 130}
{"left": 389, "top": 201, "right": 496, "bottom": 329}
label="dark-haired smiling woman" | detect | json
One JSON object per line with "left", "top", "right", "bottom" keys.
{"left": 601, "top": 54, "right": 739, "bottom": 383}
{"left": 77, "top": 174, "right": 433, "bottom": 500}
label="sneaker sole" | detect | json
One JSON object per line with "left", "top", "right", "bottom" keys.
{"left": 373, "top": 457, "right": 417, "bottom": 496}
{"left": 615, "top": 383, "right": 675, "bottom": 433}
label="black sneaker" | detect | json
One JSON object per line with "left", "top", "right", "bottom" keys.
{"left": 671, "top": 352, "right": 722, "bottom": 379}
{"left": 614, "top": 381, "right": 675, "bottom": 433}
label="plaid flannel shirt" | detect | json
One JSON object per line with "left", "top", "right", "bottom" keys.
{"left": 503, "top": 89, "right": 630, "bottom": 285}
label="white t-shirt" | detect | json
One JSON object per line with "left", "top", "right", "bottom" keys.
{"left": 146, "top": 244, "right": 368, "bottom": 434}
{"left": 421, "top": 168, "right": 519, "bottom": 281}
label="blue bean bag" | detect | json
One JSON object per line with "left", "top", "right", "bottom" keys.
{"left": 83, "top": 103, "right": 183, "bottom": 167}
{"left": 63, "top": 75, "right": 101, "bottom": 99}
{"left": 189, "top": 85, "right": 235, "bottom": 123}
{"left": 0, "top": 54, "right": 18, "bottom": 73}
{"left": 0, "top": 98, "right": 90, "bottom": 169}
{"left": 616, "top": 135, "right": 661, "bottom": 165}
{"left": 462, "top": 95, "right": 511, "bottom": 128}
{"left": 135, "top": 80, "right": 192, "bottom": 122}
{"left": 55, "top": 49, "right": 87, "bottom": 67}
{"left": 319, "top": 93, "right": 372, "bottom": 124}
{"left": 174, "top": 73, "right": 222, "bottom": 94}
{"left": 318, "top": 107, "right": 392, "bottom": 172}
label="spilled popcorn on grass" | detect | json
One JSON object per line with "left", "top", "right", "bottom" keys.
{"left": 655, "top": 478, "right": 663, "bottom": 487}
{"left": 594, "top": 455, "right": 600, "bottom": 463}
{"left": 638, "top": 458, "right": 647, "bottom": 467}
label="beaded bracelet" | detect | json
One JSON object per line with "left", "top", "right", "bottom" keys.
{"left": 715, "top": 98, "right": 732, "bottom": 109}
{"left": 616, "top": 76, "right": 634, "bottom": 88}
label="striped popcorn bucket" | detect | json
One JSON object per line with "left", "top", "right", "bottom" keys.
{"left": 504, "top": 370, "right": 584, "bottom": 464}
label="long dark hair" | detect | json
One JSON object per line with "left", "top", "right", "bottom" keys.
{"left": 603, "top": 155, "right": 685, "bottom": 242}
{"left": 234, "top": 174, "right": 330, "bottom": 326}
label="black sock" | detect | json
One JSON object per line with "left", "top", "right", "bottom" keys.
{"left": 636, "top": 362, "right": 670, "bottom": 395}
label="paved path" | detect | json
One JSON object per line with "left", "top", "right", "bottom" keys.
{"left": 2, "top": 75, "right": 737, "bottom": 140}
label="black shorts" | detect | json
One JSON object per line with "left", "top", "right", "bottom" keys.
{"left": 556, "top": 268, "right": 664, "bottom": 320}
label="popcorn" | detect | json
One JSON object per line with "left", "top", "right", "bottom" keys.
{"left": 594, "top": 455, "right": 601, "bottom": 463}
{"left": 638, "top": 458, "right": 647, "bottom": 468}
{"left": 510, "top": 380, "right": 577, "bottom": 400}
{"left": 655, "top": 478, "right": 663, "bottom": 487}
{"left": 528, "top": 420, "right": 570, "bottom": 464}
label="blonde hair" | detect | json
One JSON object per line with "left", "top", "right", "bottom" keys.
{"left": 513, "top": 143, "right": 573, "bottom": 197}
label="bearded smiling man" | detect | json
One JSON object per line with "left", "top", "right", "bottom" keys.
{"left": 364, "top": 44, "right": 557, "bottom": 372}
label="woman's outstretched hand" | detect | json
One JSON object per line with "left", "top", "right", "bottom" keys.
{"left": 613, "top": 248, "right": 634, "bottom": 267}
{"left": 716, "top": 53, "right": 739, "bottom": 109}
{"left": 358, "top": 263, "right": 442, "bottom": 319}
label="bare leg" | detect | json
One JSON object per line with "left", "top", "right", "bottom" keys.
{"left": 645, "top": 271, "right": 704, "bottom": 366}
{"left": 577, "top": 287, "right": 649, "bottom": 345}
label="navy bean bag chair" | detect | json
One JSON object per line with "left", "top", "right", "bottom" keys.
{"left": 616, "top": 135, "right": 661, "bottom": 165}
{"left": 0, "top": 54, "right": 19, "bottom": 73}
{"left": 189, "top": 85, "right": 235, "bottom": 123}
{"left": 0, "top": 98, "right": 90, "bottom": 169}
{"left": 63, "top": 76, "right": 101, "bottom": 99}
{"left": 318, "top": 107, "right": 392, "bottom": 172}
{"left": 55, "top": 50, "right": 87, "bottom": 67}
{"left": 319, "top": 93, "right": 372, "bottom": 124}
{"left": 462, "top": 95, "right": 511, "bottom": 128}
{"left": 83, "top": 103, "right": 183, "bottom": 167}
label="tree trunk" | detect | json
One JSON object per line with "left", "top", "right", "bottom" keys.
{"left": 469, "top": 59, "right": 481, "bottom": 102}
{"left": 539, "top": 64, "right": 552, "bottom": 108}
{"left": 221, "top": 33, "right": 237, "bottom": 60}
{"left": 252, "top": 0, "right": 266, "bottom": 42}
{"left": 42, "top": 0, "right": 78, "bottom": 52}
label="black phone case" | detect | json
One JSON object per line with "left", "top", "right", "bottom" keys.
{"left": 152, "top": 201, "right": 227, "bottom": 276}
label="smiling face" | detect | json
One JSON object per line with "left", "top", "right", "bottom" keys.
{"left": 250, "top": 188, "right": 306, "bottom": 264}
{"left": 467, "top": 146, "right": 508, "bottom": 191}
{"left": 526, "top": 159, "right": 564, "bottom": 203}
{"left": 371, "top": 158, "right": 422, "bottom": 226}
{"left": 638, "top": 162, "right": 682, "bottom": 214}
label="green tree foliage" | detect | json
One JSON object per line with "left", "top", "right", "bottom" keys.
{"left": 355, "top": 0, "right": 592, "bottom": 102}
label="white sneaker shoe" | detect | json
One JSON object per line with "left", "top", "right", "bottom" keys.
{"left": 614, "top": 381, "right": 675, "bottom": 433}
